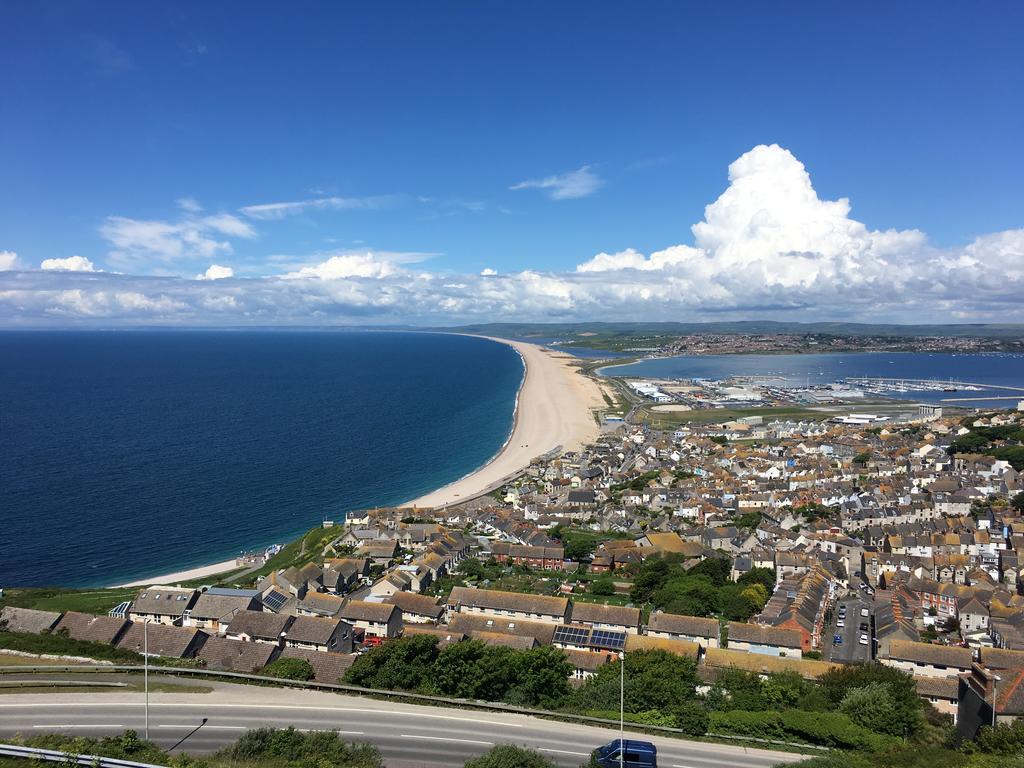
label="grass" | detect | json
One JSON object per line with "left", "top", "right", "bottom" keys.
{"left": 0, "top": 587, "right": 138, "bottom": 615}
{"left": 0, "top": 652, "right": 86, "bottom": 666}
{"left": 0, "top": 630, "right": 142, "bottom": 664}
{"left": 243, "top": 525, "right": 347, "bottom": 584}
{"left": 637, "top": 405, "right": 829, "bottom": 428}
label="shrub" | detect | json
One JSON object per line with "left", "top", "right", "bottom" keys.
{"left": 0, "top": 629, "right": 142, "bottom": 663}
{"left": 462, "top": 744, "right": 557, "bottom": 768}
{"left": 262, "top": 657, "right": 315, "bottom": 681}
{"left": 216, "top": 727, "right": 382, "bottom": 768}
{"left": 673, "top": 700, "right": 710, "bottom": 736}
{"left": 24, "top": 730, "right": 172, "bottom": 765}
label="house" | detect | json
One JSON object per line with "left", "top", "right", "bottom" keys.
{"left": 298, "top": 592, "right": 346, "bottom": 619}
{"left": 53, "top": 612, "right": 130, "bottom": 645}
{"left": 703, "top": 647, "right": 834, "bottom": 680}
{"left": 568, "top": 602, "right": 641, "bottom": 634}
{"left": 384, "top": 592, "right": 445, "bottom": 624}
{"left": 490, "top": 542, "right": 566, "bottom": 570}
{"left": 338, "top": 600, "right": 403, "bottom": 639}
{"left": 358, "top": 540, "right": 400, "bottom": 565}
{"left": 446, "top": 587, "right": 570, "bottom": 624}
{"left": 448, "top": 613, "right": 558, "bottom": 646}
{"left": 564, "top": 648, "right": 615, "bottom": 681}
{"left": 959, "top": 596, "right": 990, "bottom": 635}
{"left": 957, "top": 663, "right": 1024, "bottom": 739}
{"left": 0, "top": 607, "right": 61, "bottom": 635}
{"left": 224, "top": 610, "right": 294, "bottom": 645}
{"left": 916, "top": 676, "right": 960, "bottom": 722}
{"left": 726, "top": 622, "right": 803, "bottom": 658}
{"left": 128, "top": 587, "right": 198, "bottom": 626}
{"left": 882, "top": 640, "right": 973, "bottom": 679}
{"left": 646, "top": 611, "right": 721, "bottom": 648}
{"left": 186, "top": 589, "right": 261, "bottom": 631}
{"left": 284, "top": 616, "right": 354, "bottom": 654}
{"left": 198, "top": 636, "right": 279, "bottom": 673}
{"left": 115, "top": 623, "right": 208, "bottom": 659}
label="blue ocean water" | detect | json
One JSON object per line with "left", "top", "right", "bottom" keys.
{"left": 0, "top": 331, "right": 522, "bottom": 588}
{"left": 601, "top": 352, "right": 1024, "bottom": 406}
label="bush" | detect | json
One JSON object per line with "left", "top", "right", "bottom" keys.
{"left": 709, "top": 709, "right": 894, "bottom": 751}
{"left": 570, "top": 650, "right": 698, "bottom": 714}
{"left": 673, "top": 700, "right": 710, "bottom": 736}
{"left": 216, "top": 727, "right": 382, "bottom": 768}
{"left": 462, "top": 744, "right": 557, "bottom": 768}
{"left": 23, "top": 730, "right": 172, "bottom": 765}
{"left": 591, "top": 575, "right": 616, "bottom": 596}
{"left": 262, "top": 657, "right": 315, "bottom": 681}
{"left": 0, "top": 629, "right": 142, "bottom": 663}
{"left": 343, "top": 635, "right": 439, "bottom": 691}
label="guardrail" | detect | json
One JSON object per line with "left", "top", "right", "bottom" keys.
{"left": 0, "top": 743, "right": 164, "bottom": 768}
{"left": 0, "top": 664, "right": 826, "bottom": 753}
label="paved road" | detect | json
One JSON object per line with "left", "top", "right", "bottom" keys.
{"left": 825, "top": 595, "right": 872, "bottom": 664}
{"left": 0, "top": 680, "right": 802, "bottom": 768}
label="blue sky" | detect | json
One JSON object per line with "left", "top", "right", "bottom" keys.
{"left": 1, "top": 3, "right": 1022, "bottom": 325}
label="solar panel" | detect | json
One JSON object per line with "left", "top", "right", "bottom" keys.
{"left": 263, "top": 590, "right": 288, "bottom": 611}
{"left": 553, "top": 626, "right": 589, "bottom": 645}
{"left": 591, "top": 630, "right": 626, "bottom": 650}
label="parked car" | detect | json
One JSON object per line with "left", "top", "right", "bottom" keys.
{"left": 859, "top": 622, "right": 869, "bottom": 631}
{"left": 593, "top": 739, "right": 658, "bottom": 768}
{"left": 859, "top": 634, "right": 869, "bottom": 645}
{"left": 833, "top": 634, "right": 843, "bottom": 645}
{"left": 861, "top": 608, "right": 869, "bottom": 617}
{"left": 837, "top": 620, "right": 845, "bottom": 628}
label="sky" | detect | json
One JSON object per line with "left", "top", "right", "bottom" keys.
{"left": 1, "top": 2, "right": 1022, "bottom": 326}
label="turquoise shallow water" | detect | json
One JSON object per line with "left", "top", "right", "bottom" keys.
{"left": 0, "top": 331, "right": 522, "bottom": 587}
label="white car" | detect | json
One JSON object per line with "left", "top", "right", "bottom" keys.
{"left": 859, "top": 634, "right": 869, "bottom": 645}
{"left": 861, "top": 608, "right": 869, "bottom": 617}
{"left": 837, "top": 620, "right": 845, "bottom": 628}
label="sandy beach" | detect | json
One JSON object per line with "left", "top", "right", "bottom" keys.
{"left": 115, "top": 559, "right": 241, "bottom": 588}
{"left": 405, "top": 336, "right": 606, "bottom": 509}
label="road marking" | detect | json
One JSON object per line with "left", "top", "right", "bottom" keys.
{"left": 541, "top": 748, "right": 588, "bottom": 756}
{"left": 0, "top": 703, "right": 522, "bottom": 728}
{"left": 153, "top": 725, "right": 365, "bottom": 735}
{"left": 400, "top": 734, "right": 494, "bottom": 746}
{"left": 32, "top": 725, "right": 125, "bottom": 729}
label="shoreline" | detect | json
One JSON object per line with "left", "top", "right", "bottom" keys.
{"left": 114, "top": 559, "right": 242, "bottom": 588}
{"left": 404, "top": 335, "right": 605, "bottom": 509}
{"left": 107, "top": 334, "right": 606, "bottom": 588}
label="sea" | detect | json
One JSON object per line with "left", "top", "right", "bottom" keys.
{"left": 0, "top": 331, "right": 523, "bottom": 588}
{"left": 599, "top": 351, "right": 1024, "bottom": 407}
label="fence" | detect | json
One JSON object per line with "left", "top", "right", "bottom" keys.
{"left": 0, "top": 743, "right": 164, "bottom": 768}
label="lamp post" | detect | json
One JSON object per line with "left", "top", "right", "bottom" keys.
{"left": 619, "top": 650, "right": 625, "bottom": 768}
{"left": 142, "top": 619, "right": 149, "bottom": 740}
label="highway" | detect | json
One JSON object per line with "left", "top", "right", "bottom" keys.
{"left": 0, "top": 679, "right": 803, "bottom": 768}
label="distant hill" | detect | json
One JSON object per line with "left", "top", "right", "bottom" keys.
{"left": 436, "top": 321, "right": 1024, "bottom": 340}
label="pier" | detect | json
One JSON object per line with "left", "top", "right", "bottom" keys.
{"left": 845, "top": 377, "right": 1024, "bottom": 394}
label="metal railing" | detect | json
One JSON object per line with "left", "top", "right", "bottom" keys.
{"left": 0, "top": 743, "right": 165, "bottom": 768}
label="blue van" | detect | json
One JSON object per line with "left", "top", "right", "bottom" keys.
{"left": 593, "top": 739, "right": 658, "bottom": 768}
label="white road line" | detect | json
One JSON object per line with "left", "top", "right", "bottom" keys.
{"left": 541, "top": 748, "right": 588, "bottom": 756}
{"left": 32, "top": 725, "right": 125, "bottom": 729}
{"left": 153, "top": 725, "right": 363, "bottom": 735}
{"left": 400, "top": 734, "right": 494, "bottom": 746}
{"left": 0, "top": 702, "right": 522, "bottom": 727}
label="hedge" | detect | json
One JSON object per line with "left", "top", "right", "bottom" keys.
{"left": 709, "top": 709, "right": 895, "bottom": 752}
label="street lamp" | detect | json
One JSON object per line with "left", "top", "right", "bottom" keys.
{"left": 619, "top": 650, "right": 625, "bottom": 768}
{"left": 143, "top": 619, "right": 150, "bottom": 740}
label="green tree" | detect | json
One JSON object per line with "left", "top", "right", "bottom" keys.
{"left": 738, "top": 567, "right": 776, "bottom": 591}
{"left": 458, "top": 557, "right": 486, "bottom": 580}
{"left": 1013, "top": 491, "right": 1024, "bottom": 513}
{"left": 462, "top": 745, "right": 557, "bottom": 768}
{"left": 572, "top": 650, "right": 698, "bottom": 713}
{"left": 818, "top": 664, "right": 923, "bottom": 737}
{"left": 262, "top": 657, "right": 315, "bottom": 681}
{"left": 840, "top": 682, "right": 901, "bottom": 736}
{"left": 673, "top": 700, "right": 710, "bottom": 736}
{"left": 343, "top": 635, "right": 439, "bottom": 691}
{"left": 591, "top": 575, "right": 615, "bottom": 596}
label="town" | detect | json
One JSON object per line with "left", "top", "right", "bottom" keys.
{"left": 3, "top": 404, "right": 1024, "bottom": 755}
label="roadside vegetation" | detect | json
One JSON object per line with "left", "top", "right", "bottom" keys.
{"left": 947, "top": 417, "right": 1024, "bottom": 470}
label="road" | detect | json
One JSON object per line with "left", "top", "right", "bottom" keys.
{"left": 0, "top": 679, "right": 803, "bottom": 768}
{"left": 825, "top": 594, "right": 873, "bottom": 665}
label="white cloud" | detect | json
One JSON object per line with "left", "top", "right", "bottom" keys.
{"left": 240, "top": 195, "right": 398, "bottom": 220}
{"left": 100, "top": 208, "right": 256, "bottom": 271}
{"left": 4, "top": 144, "right": 1024, "bottom": 325}
{"left": 196, "top": 264, "right": 234, "bottom": 280}
{"left": 0, "top": 251, "right": 20, "bottom": 271}
{"left": 40, "top": 256, "right": 98, "bottom": 272}
{"left": 510, "top": 165, "right": 604, "bottom": 200}
{"left": 177, "top": 197, "right": 202, "bottom": 213}
{"left": 284, "top": 252, "right": 404, "bottom": 280}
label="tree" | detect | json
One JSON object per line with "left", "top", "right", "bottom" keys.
{"left": 738, "top": 567, "right": 776, "bottom": 592}
{"left": 673, "top": 701, "right": 709, "bottom": 736}
{"left": 458, "top": 557, "right": 486, "bottom": 580}
{"left": 591, "top": 575, "right": 615, "bottom": 596}
{"left": 572, "top": 650, "right": 698, "bottom": 713}
{"left": 840, "top": 682, "right": 901, "bottom": 736}
{"left": 1012, "top": 491, "right": 1024, "bottom": 513}
{"left": 343, "top": 635, "right": 439, "bottom": 691}
{"left": 462, "top": 745, "right": 557, "bottom": 768}
{"left": 562, "top": 535, "right": 596, "bottom": 562}
{"left": 853, "top": 451, "right": 872, "bottom": 465}
{"left": 818, "top": 664, "right": 923, "bottom": 737}
{"left": 630, "top": 556, "right": 672, "bottom": 603}
{"left": 262, "top": 657, "right": 314, "bottom": 681}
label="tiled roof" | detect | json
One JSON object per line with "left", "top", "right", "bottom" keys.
{"left": 115, "top": 623, "right": 207, "bottom": 658}
{"left": 447, "top": 587, "right": 568, "bottom": 617}
{"left": 647, "top": 611, "right": 719, "bottom": 640}
{"left": 887, "top": 640, "right": 973, "bottom": 669}
{"left": 0, "top": 606, "right": 61, "bottom": 635}
{"left": 54, "top": 612, "right": 130, "bottom": 645}
{"left": 198, "top": 636, "right": 277, "bottom": 673}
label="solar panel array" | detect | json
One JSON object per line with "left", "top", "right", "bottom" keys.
{"left": 591, "top": 629, "right": 626, "bottom": 650}
{"left": 553, "top": 625, "right": 589, "bottom": 646}
{"left": 262, "top": 590, "right": 288, "bottom": 612}
{"left": 553, "top": 625, "right": 626, "bottom": 651}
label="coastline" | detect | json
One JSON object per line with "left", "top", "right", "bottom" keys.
{"left": 404, "top": 336, "right": 606, "bottom": 509}
{"left": 114, "top": 559, "right": 242, "bottom": 588}
{"left": 109, "top": 334, "right": 606, "bottom": 587}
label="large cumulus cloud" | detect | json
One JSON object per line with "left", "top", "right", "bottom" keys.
{"left": 2, "top": 144, "right": 1022, "bottom": 326}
